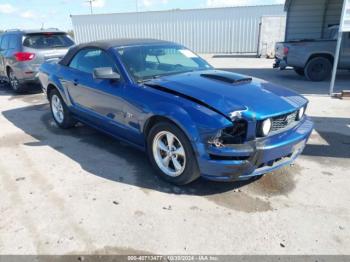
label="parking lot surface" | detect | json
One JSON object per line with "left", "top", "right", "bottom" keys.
{"left": 0, "top": 58, "right": 349, "bottom": 255}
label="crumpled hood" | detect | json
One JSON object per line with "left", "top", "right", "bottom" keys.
{"left": 146, "top": 70, "right": 308, "bottom": 120}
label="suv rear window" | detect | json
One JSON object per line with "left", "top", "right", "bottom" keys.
{"left": 23, "top": 33, "right": 74, "bottom": 49}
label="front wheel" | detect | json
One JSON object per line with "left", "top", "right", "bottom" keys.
{"left": 147, "top": 122, "right": 200, "bottom": 185}
{"left": 49, "top": 89, "right": 77, "bottom": 129}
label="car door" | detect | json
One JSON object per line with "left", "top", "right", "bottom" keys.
{"left": 0, "top": 35, "right": 9, "bottom": 77}
{"left": 65, "top": 48, "right": 134, "bottom": 140}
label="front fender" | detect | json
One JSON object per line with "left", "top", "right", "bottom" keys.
{"left": 146, "top": 102, "right": 200, "bottom": 143}
{"left": 143, "top": 101, "right": 232, "bottom": 154}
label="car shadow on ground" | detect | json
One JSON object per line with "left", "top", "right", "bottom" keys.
{"left": 0, "top": 81, "right": 42, "bottom": 96}
{"left": 218, "top": 67, "right": 350, "bottom": 95}
{"left": 303, "top": 116, "right": 350, "bottom": 159}
{"left": 1, "top": 102, "right": 259, "bottom": 196}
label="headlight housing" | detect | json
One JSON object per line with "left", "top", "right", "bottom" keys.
{"left": 296, "top": 107, "right": 305, "bottom": 120}
{"left": 258, "top": 118, "right": 272, "bottom": 137}
{"left": 208, "top": 119, "right": 247, "bottom": 147}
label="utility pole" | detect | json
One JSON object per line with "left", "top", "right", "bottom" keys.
{"left": 86, "top": 0, "right": 95, "bottom": 14}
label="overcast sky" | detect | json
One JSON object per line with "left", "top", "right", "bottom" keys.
{"left": 0, "top": 0, "right": 285, "bottom": 31}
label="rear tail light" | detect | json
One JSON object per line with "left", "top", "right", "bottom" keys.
{"left": 14, "top": 52, "right": 35, "bottom": 62}
{"left": 283, "top": 47, "right": 289, "bottom": 56}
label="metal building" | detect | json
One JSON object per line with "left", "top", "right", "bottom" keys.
{"left": 71, "top": 5, "right": 285, "bottom": 55}
{"left": 285, "top": 0, "right": 344, "bottom": 40}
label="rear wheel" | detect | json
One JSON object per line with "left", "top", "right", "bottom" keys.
{"left": 49, "top": 89, "right": 77, "bottom": 129}
{"left": 8, "top": 68, "right": 25, "bottom": 93}
{"left": 147, "top": 122, "right": 200, "bottom": 185}
{"left": 305, "top": 57, "right": 332, "bottom": 81}
{"left": 294, "top": 67, "right": 305, "bottom": 76}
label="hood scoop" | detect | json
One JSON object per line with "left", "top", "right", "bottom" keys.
{"left": 200, "top": 72, "right": 252, "bottom": 85}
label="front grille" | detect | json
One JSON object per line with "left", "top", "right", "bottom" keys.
{"left": 271, "top": 111, "right": 298, "bottom": 132}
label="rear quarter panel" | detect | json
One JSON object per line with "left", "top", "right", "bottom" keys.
{"left": 39, "top": 62, "right": 68, "bottom": 102}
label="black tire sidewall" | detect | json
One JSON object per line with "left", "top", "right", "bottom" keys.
{"left": 49, "top": 89, "right": 76, "bottom": 129}
{"left": 147, "top": 122, "right": 200, "bottom": 185}
{"left": 305, "top": 57, "right": 332, "bottom": 81}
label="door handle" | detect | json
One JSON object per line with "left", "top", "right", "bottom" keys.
{"left": 73, "top": 79, "right": 79, "bottom": 86}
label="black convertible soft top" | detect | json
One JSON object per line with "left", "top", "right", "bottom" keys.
{"left": 59, "top": 38, "right": 175, "bottom": 66}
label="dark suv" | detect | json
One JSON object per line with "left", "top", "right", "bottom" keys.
{"left": 0, "top": 29, "right": 75, "bottom": 92}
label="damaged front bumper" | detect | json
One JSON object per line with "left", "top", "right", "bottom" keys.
{"left": 196, "top": 116, "right": 313, "bottom": 182}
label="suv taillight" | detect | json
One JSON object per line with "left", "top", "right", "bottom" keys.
{"left": 283, "top": 47, "right": 289, "bottom": 56}
{"left": 14, "top": 52, "right": 35, "bottom": 62}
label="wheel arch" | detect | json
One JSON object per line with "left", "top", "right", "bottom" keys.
{"left": 46, "top": 82, "right": 70, "bottom": 106}
{"left": 307, "top": 53, "right": 334, "bottom": 64}
{"left": 143, "top": 114, "right": 197, "bottom": 145}
{"left": 144, "top": 115, "right": 183, "bottom": 137}
{"left": 47, "top": 83, "right": 59, "bottom": 99}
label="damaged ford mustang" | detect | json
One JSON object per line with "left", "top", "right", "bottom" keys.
{"left": 38, "top": 39, "right": 313, "bottom": 185}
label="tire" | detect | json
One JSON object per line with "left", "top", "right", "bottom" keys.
{"left": 147, "top": 122, "right": 200, "bottom": 185}
{"left": 305, "top": 57, "right": 332, "bottom": 81}
{"left": 7, "top": 68, "right": 25, "bottom": 93}
{"left": 49, "top": 88, "right": 77, "bottom": 129}
{"left": 294, "top": 67, "right": 305, "bottom": 76}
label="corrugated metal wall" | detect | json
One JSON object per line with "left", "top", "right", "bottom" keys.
{"left": 285, "top": 0, "right": 342, "bottom": 40}
{"left": 71, "top": 5, "right": 285, "bottom": 54}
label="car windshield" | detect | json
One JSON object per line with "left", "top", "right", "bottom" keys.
{"left": 23, "top": 33, "right": 74, "bottom": 49}
{"left": 116, "top": 45, "right": 212, "bottom": 82}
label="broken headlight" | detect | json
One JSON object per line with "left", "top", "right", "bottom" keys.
{"left": 208, "top": 119, "right": 248, "bottom": 147}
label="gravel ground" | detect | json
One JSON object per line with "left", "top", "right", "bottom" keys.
{"left": 0, "top": 57, "right": 349, "bottom": 255}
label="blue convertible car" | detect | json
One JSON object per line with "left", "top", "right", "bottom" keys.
{"left": 38, "top": 39, "right": 313, "bottom": 185}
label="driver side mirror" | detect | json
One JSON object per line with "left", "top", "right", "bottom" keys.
{"left": 93, "top": 67, "right": 121, "bottom": 80}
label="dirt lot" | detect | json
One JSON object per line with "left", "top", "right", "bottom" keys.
{"left": 0, "top": 58, "right": 349, "bottom": 255}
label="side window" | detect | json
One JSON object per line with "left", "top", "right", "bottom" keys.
{"left": 69, "top": 48, "right": 116, "bottom": 74}
{"left": 0, "top": 35, "right": 9, "bottom": 50}
{"left": 8, "top": 35, "right": 18, "bottom": 49}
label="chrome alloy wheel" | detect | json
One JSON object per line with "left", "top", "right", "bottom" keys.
{"left": 152, "top": 131, "right": 186, "bottom": 177}
{"left": 9, "top": 70, "right": 19, "bottom": 90}
{"left": 51, "top": 94, "right": 64, "bottom": 124}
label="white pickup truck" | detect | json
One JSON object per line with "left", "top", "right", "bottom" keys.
{"left": 273, "top": 26, "right": 350, "bottom": 81}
